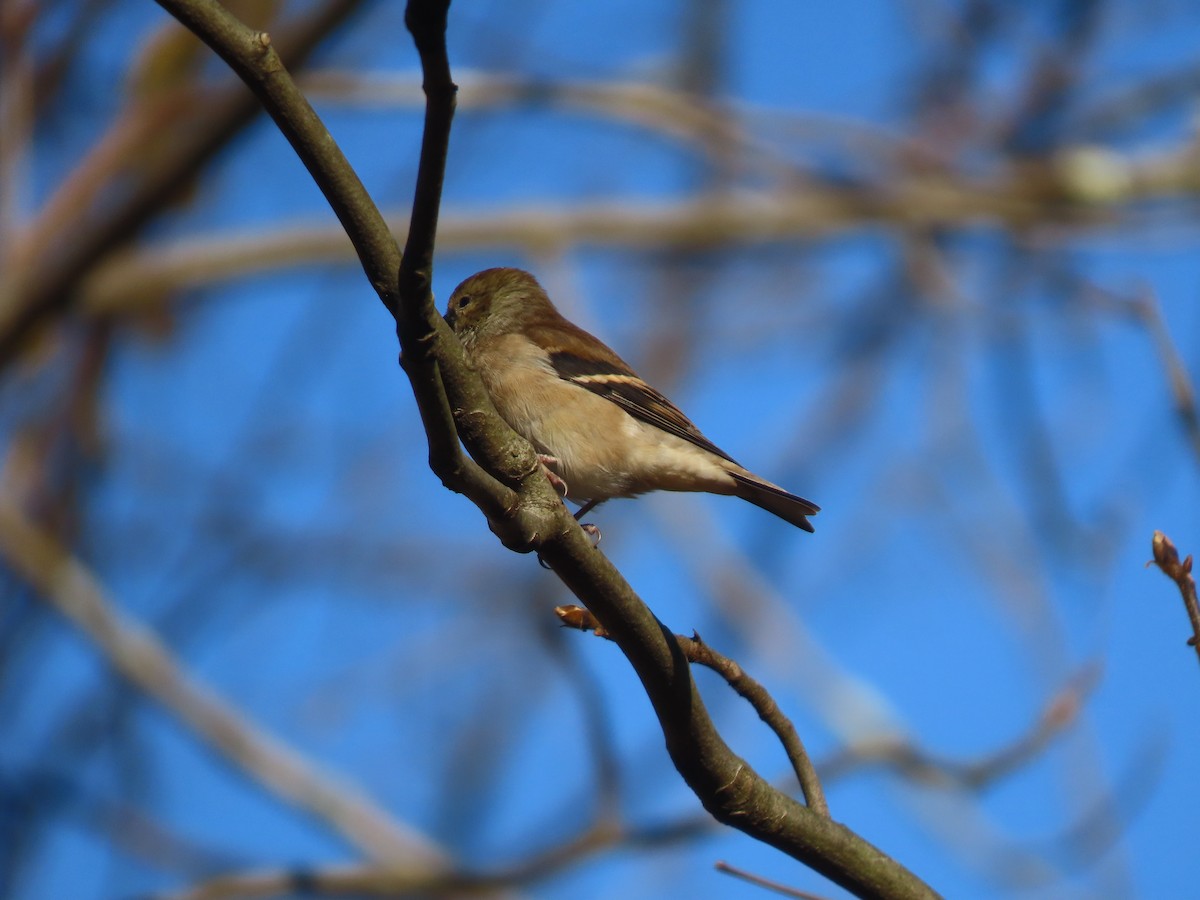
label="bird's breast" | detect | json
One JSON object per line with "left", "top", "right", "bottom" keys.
{"left": 473, "top": 335, "right": 732, "bottom": 502}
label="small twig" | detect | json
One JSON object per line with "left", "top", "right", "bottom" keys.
{"left": 1129, "top": 286, "right": 1200, "bottom": 467}
{"left": 1148, "top": 530, "right": 1200, "bottom": 667}
{"left": 555, "top": 606, "right": 828, "bottom": 817}
{"left": 680, "top": 632, "right": 828, "bottom": 817}
{"left": 714, "top": 860, "right": 831, "bottom": 899}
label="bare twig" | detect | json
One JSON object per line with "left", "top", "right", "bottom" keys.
{"left": 1077, "top": 280, "right": 1200, "bottom": 468}
{"left": 1130, "top": 287, "right": 1200, "bottom": 466}
{"left": 679, "top": 632, "right": 828, "bottom": 817}
{"left": 565, "top": 590, "right": 1089, "bottom": 802}
{"left": 556, "top": 606, "right": 828, "bottom": 817}
{"left": 1148, "top": 530, "right": 1200, "bottom": 666}
{"left": 715, "top": 860, "right": 832, "bottom": 899}
{"left": 0, "top": 497, "right": 450, "bottom": 870}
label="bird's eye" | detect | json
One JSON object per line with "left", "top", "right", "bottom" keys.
{"left": 456, "top": 294, "right": 472, "bottom": 309}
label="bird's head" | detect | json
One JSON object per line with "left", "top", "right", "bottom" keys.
{"left": 444, "top": 267, "right": 552, "bottom": 347}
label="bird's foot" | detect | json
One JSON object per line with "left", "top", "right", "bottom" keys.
{"left": 537, "top": 454, "right": 569, "bottom": 497}
{"left": 572, "top": 500, "right": 602, "bottom": 546}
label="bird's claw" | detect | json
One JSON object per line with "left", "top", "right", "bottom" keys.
{"left": 537, "top": 454, "right": 569, "bottom": 497}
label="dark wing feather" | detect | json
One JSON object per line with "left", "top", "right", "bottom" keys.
{"left": 544, "top": 341, "right": 738, "bottom": 464}
{"left": 727, "top": 471, "right": 819, "bottom": 532}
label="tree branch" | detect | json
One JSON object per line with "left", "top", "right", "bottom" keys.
{"left": 681, "top": 631, "right": 829, "bottom": 817}
{"left": 557, "top": 605, "right": 828, "bottom": 817}
{"left": 390, "top": 3, "right": 934, "bottom": 895}
{"left": 152, "top": 0, "right": 939, "bottom": 895}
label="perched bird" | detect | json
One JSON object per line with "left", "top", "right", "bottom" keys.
{"left": 444, "top": 267, "right": 819, "bottom": 532}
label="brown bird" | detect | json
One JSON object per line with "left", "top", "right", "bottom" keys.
{"left": 444, "top": 267, "right": 819, "bottom": 532}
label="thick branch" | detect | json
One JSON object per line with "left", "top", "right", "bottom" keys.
{"left": 154, "top": 0, "right": 939, "bottom": 895}
{"left": 397, "top": 2, "right": 936, "bottom": 897}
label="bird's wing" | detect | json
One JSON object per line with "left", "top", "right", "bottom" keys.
{"left": 535, "top": 323, "right": 738, "bottom": 464}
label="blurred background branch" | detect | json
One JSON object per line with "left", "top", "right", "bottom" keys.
{"left": 0, "top": 496, "right": 451, "bottom": 871}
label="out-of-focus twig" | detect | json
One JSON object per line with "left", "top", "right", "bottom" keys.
{"left": 1148, "top": 530, "right": 1200, "bottom": 667}
{"left": 158, "top": 811, "right": 710, "bottom": 900}
{"left": 302, "top": 70, "right": 805, "bottom": 182}
{"left": 1076, "top": 275, "right": 1200, "bottom": 594}
{"left": 715, "top": 860, "right": 831, "bottom": 900}
{"left": 71, "top": 178, "right": 1087, "bottom": 315}
{"left": 0, "top": 0, "right": 365, "bottom": 370}
{"left": 818, "top": 666, "right": 1098, "bottom": 788}
{"left": 0, "top": 497, "right": 451, "bottom": 870}
{"left": 1129, "top": 286, "right": 1200, "bottom": 466}
{"left": 155, "top": 864, "right": 440, "bottom": 900}
{"left": 555, "top": 605, "right": 828, "bottom": 816}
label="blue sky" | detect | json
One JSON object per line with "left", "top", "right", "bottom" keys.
{"left": 8, "top": 1, "right": 1200, "bottom": 898}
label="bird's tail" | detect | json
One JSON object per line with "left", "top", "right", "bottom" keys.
{"left": 729, "top": 471, "right": 819, "bottom": 533}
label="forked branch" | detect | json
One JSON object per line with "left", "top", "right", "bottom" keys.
{"left": 153, "top": 1, "right": 938, "bottom": 896}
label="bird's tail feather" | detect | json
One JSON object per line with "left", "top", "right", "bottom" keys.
{"left": 729, "top": 471, "right": 819, "bottom": 533}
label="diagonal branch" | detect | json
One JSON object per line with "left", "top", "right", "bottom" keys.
{"left": 387, "top": 6, "right": 930, "bottom": 882}
{"left": 154, "top": 0, "right": 939, "bottom": 896}
{"left": 1131, "top": 287, "right": 1200, "bottom": 467}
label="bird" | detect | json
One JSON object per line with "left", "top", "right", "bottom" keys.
{"left": 443, "top": 267, "right": 819, "bottom": 532}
